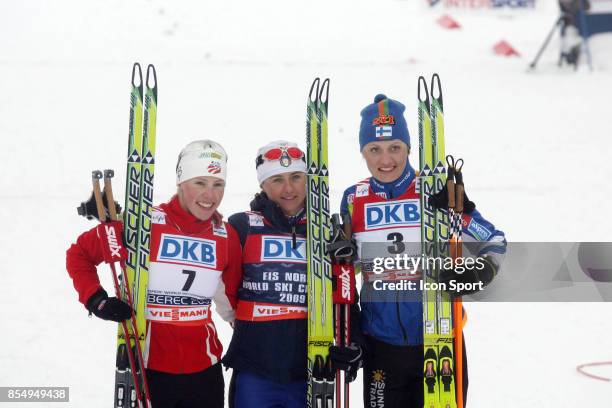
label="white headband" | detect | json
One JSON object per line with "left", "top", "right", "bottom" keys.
{"left": 256, "top": 140, "right": 307, "bottom": 184}
{"left": 176, "top": 140, "right": 228, "bottom": 184}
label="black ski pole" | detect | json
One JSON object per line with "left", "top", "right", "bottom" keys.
{"left": 528, "top": 16, "right": 563, "bottom": 70}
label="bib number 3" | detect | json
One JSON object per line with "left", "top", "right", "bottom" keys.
{"left": 387, "top": 232, "right": 405, "bottom": 254}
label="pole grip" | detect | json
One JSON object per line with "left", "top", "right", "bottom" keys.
{"left": 455, "top": 184, "right": 464, "bottom": 214}
{"left": 447, "top": 178, "right": 456, "bottom": 209}
{"left": 103, "top": 169, "right": 118, "bottom": 221}
{"left": 91, "top": 170, "right": 106, "bottom": 222}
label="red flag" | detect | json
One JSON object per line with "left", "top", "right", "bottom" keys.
{"left": 493, "top": 40, "right": 520, "bottom": 56}
{"left": 437, "top": 15, "right": 461, "bottom": 29}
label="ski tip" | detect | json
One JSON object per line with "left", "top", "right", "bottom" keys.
{"left": 131, "top": 63, "right": 143, "bottom": 88}
{"left": 309, "top": 78, "right": 320, "bottom": 102}
{"left": 319, "top": 78, "right": 330, "bottom": 104}
{"left": 417, "top": 76, "right": 429, "bottom": 103}
{"left": 146, "top": 64, "right": 157, "bottom": 91}
{"left": 430, "top": 73, "right": 442, "bottom": 101}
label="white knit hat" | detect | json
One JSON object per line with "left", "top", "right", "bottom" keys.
{"left": 256, "top": 140, "right": 307, "bottom": 184}
{"left": 176, "top": 140, "right": 228, "bottom": 185}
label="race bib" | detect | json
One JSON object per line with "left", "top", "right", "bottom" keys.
{"left": 146, "top": 234, "right": 222, "bottom": 324}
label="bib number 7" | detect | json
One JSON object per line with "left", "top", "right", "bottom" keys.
{"left": 182, "top": 270, "right": 196, "bottom": 291}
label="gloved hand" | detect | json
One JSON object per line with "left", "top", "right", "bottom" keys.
{"left": 86, "top": 289, "right": 132, "bottom": 322}
{"left": 429, "top": 184, "right": 475, "bottom": 214}
{"left": 328, "top": 214, "right": 356, "bottom": 263}
{"left": 329, "top": 343, "right": 364, "bottom": 383}
{"left": 327, "top": 238, "right": 357, "bottom": 263}
{"left": 438, "top": 255, "right": 497, "bottom": 297}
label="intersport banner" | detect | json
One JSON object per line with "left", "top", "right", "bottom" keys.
{"left": 427, "top": 0, "right": 536, "bottom": 9}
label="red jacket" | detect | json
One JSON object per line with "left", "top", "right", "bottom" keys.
{"left": 66, "top": 195, "right": 242, "bottom": 374}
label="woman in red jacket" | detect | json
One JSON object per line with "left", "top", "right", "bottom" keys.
{"left": 66, "top": 140, "right": 242, "bottom": 408}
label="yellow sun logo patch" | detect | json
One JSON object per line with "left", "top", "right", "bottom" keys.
{"left": 372, "top": 369, "right": 386, "bottom": 383}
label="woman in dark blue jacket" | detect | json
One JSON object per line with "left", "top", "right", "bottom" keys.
{"left": 223, "top": 140, "right": 313, "bottom": 408}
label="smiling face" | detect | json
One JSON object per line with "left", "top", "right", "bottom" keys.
{"left": 261, "top": 171, "right": 307, "bottom": 216}
{"left": 177, "top": 176, "right": 225, "bottom": 221}
{"left": 361, "top": 140, "right": 410, "bottom": 183}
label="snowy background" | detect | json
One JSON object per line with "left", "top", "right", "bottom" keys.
{"left": 1, "top": 0, "right": 612, "bottom": 406}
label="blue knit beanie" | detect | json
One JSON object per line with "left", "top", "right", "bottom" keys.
{"left": 359, "top": 94, "right": 410, "bottom": 151}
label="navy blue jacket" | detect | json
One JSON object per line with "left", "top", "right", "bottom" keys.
{"left": 222, "top": 193, "right": 309, "bottom": 384}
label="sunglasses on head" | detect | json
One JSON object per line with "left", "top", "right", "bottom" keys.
{"left": 256, "top": 146, "right": 305, "bottom": 167}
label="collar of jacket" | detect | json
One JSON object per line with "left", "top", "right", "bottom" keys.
{"left": 249, "top": 192, "right": 306, "bottom": 233}
{"left": 369, "top": 161, "right": 415, "bottom": 199}
{"left": 160, "top": 195, "right": 222, "bottom": 235}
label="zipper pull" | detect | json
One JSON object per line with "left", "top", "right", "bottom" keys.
{"left": 292, "top": 225, "right": 297, "bottom": 249}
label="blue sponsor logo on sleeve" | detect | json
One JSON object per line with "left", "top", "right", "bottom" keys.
{"left": 159, "top": 234, "right": 217, "bottom": 268}
{"left": 467, "top": 220, "right": 493, "bottom": 241}
{"left": 364, "top": 199, "right": 421, "bottom": 230}
{"left": 261, "top": 236, "right": 306, "bottom": 263}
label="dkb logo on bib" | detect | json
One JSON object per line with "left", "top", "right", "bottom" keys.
{"left": 261, "top": 236, "right": 306, "bottom": 263}
{"left": 158, "top": 234, "right": 217, "bottom": 268}
{"left": 364, "top": 199, "right": 421, "bottom": 230}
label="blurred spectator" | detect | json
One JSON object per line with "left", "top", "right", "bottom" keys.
{"left": 559, "top": 0, "right": 591, "bottom": 66}
{"left": 560, "top": 0, "right": 591, "bottom": 28}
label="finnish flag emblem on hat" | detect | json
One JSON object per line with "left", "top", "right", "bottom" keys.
{"left": 375, "top": 125, "right": 392, "bottom": 139}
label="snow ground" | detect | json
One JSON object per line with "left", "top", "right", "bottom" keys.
{"left": 1, "top": 0, "right": 611, "bottom": 407}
